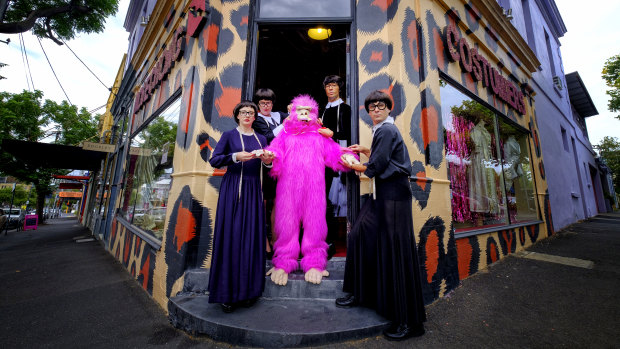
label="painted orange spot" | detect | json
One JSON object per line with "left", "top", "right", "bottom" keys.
{"left": 425, "top": 230, "right": 440, "bottom": 284}
{"left": 407, "top": 20, "right": 420, "bottom": 72}
{"left": 489, "top": 243, "right": 498, "bottom": 263}
{"left": 434, "top": 28, "right": 445, "bottom": 68}
{"left": 371, "top": 0, "right": 394, "bottom": 11}
{"left": 123, "top": 235, "right": 131, "bottom": 263}
{"left": 465, "top": 71, "right": 475, "bottom": 92}
{"left": 213, "top": 168, "right": 227, "bottom": 176}
{"left": 370, "top": 51, "right": 383, "bottom": 62}
{"left": 207, "top": 24, "right": 220, "bottom": 53}
{"left": 420, "top": 105, "right": 439, "bottom": 147}
{"left": 456, "top": 238, "right": 473, "bottom": 280}
{"left": 199, "top": 139, "right": 211, "bottom": 151}
{"left": 215, "top": 85, "right": 242, "bottom": 118}
{"left": 416, "top": 171, "right": 426, "bottom": 190}
{"left": 184, "top": 81, "right": 194, "bottom": 134}
{"left": 140, "top": 254, "right": 151, "bottom": 290}
{"left": 174, "top": 206, "right": 197, "bottom": 252}
{"left": 502, "top": 231, "right": 513, "bottom": 255}
{"left": 240, "top": 16, "right": 248, "bottom": 26}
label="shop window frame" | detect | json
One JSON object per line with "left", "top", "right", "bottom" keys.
{"left": 439, "top": 73, "right": 543, "bottom": 238}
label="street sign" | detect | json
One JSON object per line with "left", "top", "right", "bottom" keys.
{"left": 82, "top": 141, "right": 116, "bottom": 153}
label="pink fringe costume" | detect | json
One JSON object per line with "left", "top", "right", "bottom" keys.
{"left": 267, "top": 95, "right": 356, "bottom": 274}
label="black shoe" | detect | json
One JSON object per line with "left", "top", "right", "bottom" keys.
{"left": 335, "top": 294, "right": 357, "bottom": 308}
{"left": 327, "top": 243, "right": 336, "bottom": 259}
{"left": 220, "top": 303, "right": 235, "bottom": 313}
{"left": 383, "top": 323, "right": 425, "bottom": 341}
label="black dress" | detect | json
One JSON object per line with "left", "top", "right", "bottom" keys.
{"left": 207, "top": 128, "right": 267, "bottom": 304}
{"left": 343, "top": 122, "right": 426, "bottom": 326}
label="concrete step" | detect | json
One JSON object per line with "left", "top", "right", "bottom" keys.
{"left": 168, "top": 295, "right": 389, "bottom": 347}
{"left": 182, "top": 257, "right": 347, "bottom": 299}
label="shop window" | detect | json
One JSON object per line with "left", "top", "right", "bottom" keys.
{"left": 259, "top": 0, "right": 351, "bottom": 18}
{"left": 440, "top": 81, "right": 539, "bottom": 234}
{"left": 561, "top": 127, "right": 569, "bottom": 152}
{"left": 119, "top": 97, "right": 181, "bottom": 239}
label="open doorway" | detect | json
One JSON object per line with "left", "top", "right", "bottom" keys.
{"left": 254, "top": 24, "right": 351, "bottom": 257}
{"left": 254, "top": 24, "right": 348, "bottom": 111}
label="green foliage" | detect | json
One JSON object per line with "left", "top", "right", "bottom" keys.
{"left": 0, "top": 90, "right": 99, "bottom": 219}
{"left": 0, "top": 186, "right": 28, "bottom": 206}
{"left": 597, "top": 136, "right": 620, "bottom": 195}
{"left": 602, "top": 54, "right": 620, "bottom": 120}
{"left": 451, "top": 100, "right": 495, "bottom": 125}
{"left": 1, "top": 0, "right": 119, "bottom": 43}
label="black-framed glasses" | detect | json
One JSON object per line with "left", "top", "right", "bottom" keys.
{"left": 239, "top": 111, "right": 256, "bottom": 116}
{"left": 325, "top": 83, "right": 339, "bottom": 89}
{"left": 368, "top": 102, "right": 387, "bottom": 111}
{"left": 259, "top": 101, "right": 273, "bottom": 107}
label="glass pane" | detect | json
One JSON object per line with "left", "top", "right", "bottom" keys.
{"left": 441, "top": 81, "right": 508, "bottom": 232}
{"left": 498, "top": 120, "right": 539, "bottom": 223}
{"left": 259, "top": 0, "right": 350, "bottom": 18}
{"left": 120, "top": 98, "right": 180, "bottom": 239}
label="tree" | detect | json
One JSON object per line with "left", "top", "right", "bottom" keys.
{"left": 0, "top": 0, "right": 119, "bottom": 45}
{"left": 0, "top": 90, "right": 100, "bottom": 221}
{"left": 602, "top": 54, "right": 620, "bottom": 120}
{"left": 596, "top": 136, "right": 620, "bottom": 196}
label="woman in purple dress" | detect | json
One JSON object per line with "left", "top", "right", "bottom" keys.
{"left": 208, "top": 101, "right": 274, "bottom": 313}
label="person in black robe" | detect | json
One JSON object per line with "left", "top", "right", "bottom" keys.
{"left": 208, "top": 101, "right": 274, "bottom": 313}
{"left": 337, "top": 90, "right": 426, "bottom": 341}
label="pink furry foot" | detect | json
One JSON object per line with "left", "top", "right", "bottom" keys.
{"left": 304, "top": 268, "right": 329, "bottom": 284}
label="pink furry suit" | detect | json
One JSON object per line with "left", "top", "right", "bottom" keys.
{"left": 267, "top": 95, "right": 357, "bottom": 274}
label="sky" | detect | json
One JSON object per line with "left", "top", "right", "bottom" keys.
{"left": 0, "top": 0, "right": 618, "bottom": 147}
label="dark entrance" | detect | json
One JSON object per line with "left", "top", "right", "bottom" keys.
{"left": 253, "top": 24, "right": 351, "bottom": 257}
{"left": 254, "top": 24, "right": 348, "bottom": 112}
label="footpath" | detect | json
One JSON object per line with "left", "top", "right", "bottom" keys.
{"left": 1, "top": 213, "right": 619, "bottom": 348}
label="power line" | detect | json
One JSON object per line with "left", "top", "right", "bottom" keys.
{"left": 37, "top": 37, "right": 72, "bottom": 106}
{"left": 18, "top": 34, "right": 31, "bottom": 91}
{"left": 20, "top": 34, "right": 36, "bottom": 90}
{"left": 61, "top": 39, "right": 111, "bottom": 92}
{"left": 88, "top": 104, "right": 107, "bottom": 114}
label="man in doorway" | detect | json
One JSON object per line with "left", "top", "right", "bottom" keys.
{"left": 320, "top": 75, "right": 352, "bottom": 256}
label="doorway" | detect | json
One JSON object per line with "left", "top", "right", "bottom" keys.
{"left": 253, "top": 24, "right": 351, "bottom": 257}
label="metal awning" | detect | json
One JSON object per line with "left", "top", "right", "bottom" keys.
{"left": 566, "top": 72, "right": 598, "bottom": 118}
{"left": 1, "top": 139, "right": 107, "bottom": 171}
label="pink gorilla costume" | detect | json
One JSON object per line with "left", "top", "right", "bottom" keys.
{"left": 267, "top": 95, "right": 355, "bottom": 277}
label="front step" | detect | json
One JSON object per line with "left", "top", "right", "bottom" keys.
{"left": 168, "top": 257, "right": 389, "bottom": 346}
{"left": 169, "top": 296, "right": 389, "bottom": 347}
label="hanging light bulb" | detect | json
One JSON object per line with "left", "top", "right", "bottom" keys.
{"left": 307, "top": 28, "right": 331, "bottom": 40}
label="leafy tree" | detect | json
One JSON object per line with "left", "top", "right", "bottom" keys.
{"left": 602, "top": 54, "right": 620, "bottom": 120}
{"left": 0, "top": 0, "right": 119, "bottom": 44}
{"left": 596, "top": 136, "right": 620, "bottom": 196}
{"left": 0, "top": 90, "right": 99, "bottom": 221}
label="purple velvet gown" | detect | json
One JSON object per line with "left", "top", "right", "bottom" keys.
{"left": 208, "top": 128, "right": 267, "bottom": 304}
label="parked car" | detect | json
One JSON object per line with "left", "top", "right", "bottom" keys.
{"left": 4, "top": 208, "right": 25, "bottom": 230}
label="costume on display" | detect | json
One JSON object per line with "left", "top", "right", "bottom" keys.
{"left": 266, "top": 95, "right": 357, "bottom": 285}
{"left": 502, "top": 135, "right": 523, "bottom": 190}
{"left": 468, "top": 120, "right": 498, "bottom": 213}
{"left": 207, "top": 128, "right": 267, "bottom": 304}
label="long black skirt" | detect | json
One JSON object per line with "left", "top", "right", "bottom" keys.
{"left": 343, "top": 175, "right": 426, "bottom": 326}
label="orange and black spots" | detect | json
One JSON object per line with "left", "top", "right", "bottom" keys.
{"left": 358, "top": 75, "right": 405, "bottom": 127}
{"left": 357, "top": 0, "right": 399, "bottom": 34}
{"left": 486, "top": 237, "right": 499, "bottom": 265}
{"left": 464, "top": 2, "right": 482, "bottom": 29}
{"left": 138, "top": 254, "right": 153, "bottom": 293}
{"left": 360, "top": 40, "right": 393, "bottom": 74}
{"left": 123, "top": 234, "right": 131, "bottom": 265}
{"left": 197, "top": 133, "right": 217, "bottom": 162}
{"left": 539, "top": 160, "right": 546, "bottom": 180}
{"left": 527, "top": 224, "right": 539, "bottom": 243}
{"left": 164, "top": 186, "right": 213, "bottom": 297}
{"left": 499, "top": 229, "right": 516, "bottom": 256}
{"left": 401, "top": 9, "right": 425, "bottom": 86}
{"left": 456, "top": 236, "right": 479, "bottom": 280}
{"left": 417, "top": 217, "right": 460, "bottom": 303}
{"left": 412, "top": 88, "right": 443, "bottom": 167}
{"left": 410, "top": 161, "right": 433, "bottom": 209}
{"left": 544, "top": 191, "right": 555, "bottom": 236}
{"left": 231, "top": 5, "right": 249, "bottom": 42}
{"left": 533, "top": 129, "right": 541, "bottom": 157}
{"left": 518, "top": 226, "right": 526, "bottom": 245}
{"left": 197, "top": 8, "right": 223, "bottom": 69}
{"left": 179, "top": 66, "right": 200, "bottom": 150}
{"left": 202, "top": 65, "right": 243, "bottom": 132}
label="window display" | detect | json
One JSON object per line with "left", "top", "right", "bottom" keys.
{"left": 441, "top": 81, "right": 538, "bottom": 233}
{"left": 119, "top": 97, "right": 181, "bottom": 239}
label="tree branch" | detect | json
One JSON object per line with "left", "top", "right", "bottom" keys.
{"left": 44, "top": 17, "right": 63, "bottom": 45}
{"left": 0, "top": 4, "right": 91, "bottom": 35}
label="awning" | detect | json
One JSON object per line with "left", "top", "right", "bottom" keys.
{"left": 1, "top": 139, "right": 107, "bottom": 171}
{"left": 566, "top": 72, "right": 598, "bottom": 118}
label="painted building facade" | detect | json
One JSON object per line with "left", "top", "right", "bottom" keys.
{"left": 91, "top": 0, "right": 562, "bottom": 317}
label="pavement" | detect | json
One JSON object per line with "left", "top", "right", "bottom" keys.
{"left": 1, "top": 212, "right": 619, "bottom": 348}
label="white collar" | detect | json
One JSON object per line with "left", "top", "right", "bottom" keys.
{"left": 372, "top": 116, "right": 394, "bottom": 136}
{"left": 259, "top": 112, "right": 280, "bottom": 125}
{"left": 236, "top": 127, "right": 255, "bottom": 136}
{"left": 325, "top": 98, "right": 344, "bottom": 108}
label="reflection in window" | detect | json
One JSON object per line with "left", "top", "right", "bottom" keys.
{"left": 120, "top": 97, "right": 180, "bottom": 239}
{"left": 259, "top": 0, "right": 350, "bottom": 18}
{"left": 441, "top": 81, "right": 538, "bottom": 233}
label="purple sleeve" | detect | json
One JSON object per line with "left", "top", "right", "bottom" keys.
{"left": 322, "top": 136, "right": 358, "bottom": 172}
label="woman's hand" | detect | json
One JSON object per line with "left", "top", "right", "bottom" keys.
{"left": 348, "top": 144, "right": 370, "bottom": 158}
{"left": 318, "top": 127, "right": 333, "bottom": 138}
{"left": 236, "top": 151, "right": 255, "bottom": 162}
{"left": 259, "top": 150, "right": 275, "bottom": 165}
{"left": 341, "top": 154, "right": 367, "bottom": 173}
